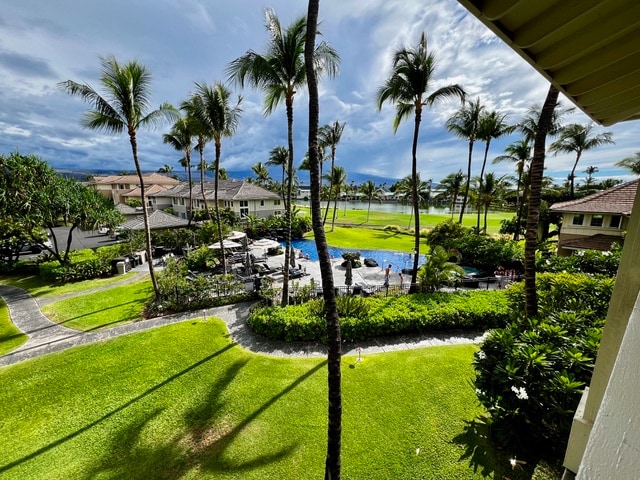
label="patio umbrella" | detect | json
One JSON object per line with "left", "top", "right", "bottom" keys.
{"left": 345, "top": 259, "right": 353, "bottom": 287}
{"left": 208, "top": 239, "right": 243, "bottom": 249}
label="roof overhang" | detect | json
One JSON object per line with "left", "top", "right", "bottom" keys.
{"left": 457, "top": 0, "right": 640, "bottom": 126}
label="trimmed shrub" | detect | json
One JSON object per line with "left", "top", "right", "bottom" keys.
{"left": 248, "top": 290, "right": 509, "bottom": 342}
{"left": 473, "top": 272, "right": 614, "bottom": 458}
{"left": 537, "top": 245, "right": 621, "bottom": 277}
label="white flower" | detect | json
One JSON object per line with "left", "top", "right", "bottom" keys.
{"left": 477, "top": 351, "right": 486, "bottom": 360}
{"left": 511, "top": 385, "right": 529, "bottom": 400}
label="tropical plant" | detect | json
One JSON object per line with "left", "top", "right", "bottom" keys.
{"left": 251, "top": 161, "right": 271, "bottom": 187}
{"left": 549, "top": 123, "right": 614, "bottom": 199}
{"left": 323, "top": 165, "right": 347, "bottom": 232}
{"left": 446, "top": 97, "right": 483, "bottom": 223}
{"left": 417, "top": 245, "right": 465, "bottom": 292}
{"left": 58, "top": 55, "right": 178, "bottom": 299}
{"left": 437, "top": 170, "right": 465, "bottom": 218}
{"left": 395, "top": 174, "right": 432, "bottom": 228}
{"left": 163, "top": 116, "right": 197, "bottom": 226}
{"left": 476, "top": 172, "right": 509, "bottom": 232}
{"left": 377, "top": 32, "right": 465, "bottom": 292}
{"left": 615, "top": 151, "right": 640, "bottom": 175}
{"left": 266, "top": 145, "right": 288, "bottom": 198}
{"left": 227, "top": 7, "right": 339, "bottom": 306}
{"left": 475, "top": 109, "right": 514, "bottom": 230}
{"left": 359, "top": 179, "right": 383, "bottom": 223}
{"left": 319, "top": 120, "right": 346, "bottom": 225}
{"left": 493, "top": 139, "right": 531, "bottom": 240}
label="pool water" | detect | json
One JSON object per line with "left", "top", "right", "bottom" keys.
{"left": 285, "top": 239, "right": 426, "bottom": 272}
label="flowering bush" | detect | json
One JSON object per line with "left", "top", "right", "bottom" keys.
{"left": 473, "top": 273, "right": 613, "bottom": 457}
{"left": 537, "top": 244, "right": 621, "bottom": 277}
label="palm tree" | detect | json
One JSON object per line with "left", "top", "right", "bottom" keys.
{"left": 267, "top": 145, "right": 288, "bottom": 199}
{"left": 396, "top": 174, "right": 431, "bottom": 229}
{"left": 319, "top": 121, "right": 346, "bottom": 225}
{"left": 163, "top": 117, "right": 196, "bottom": 226}
{"left": 227, "top": 7, "right": 339, "bottom": 306}
{"left": 446, "top": 98, "right": 483, "bottom": 224}
{"left": 181, "top": 94, "right": 213, "bottom": 223}
{"left": 251, "top": 161, "right": 271, "bottom": 187}
{"left": 549, "top": 123, "right": 614, "bottom": 199}
{"left": 493, "top": 139, "right": 531, "bottom": 240}
{"left": 615, "top": 152, "right": 640, "bottom": 175}
{"left": 323, "top": 166, "right": 347, "bottom": 232}
{"left": 438, "top": 170, "right": 465, "bottom": 218}
{"left": 476, "top": 172, "right": 509, "bottom": 232}
{"left": 190, "top": 82, "right": 242, "bottom": 275}
{"left": 377, "top": 32, "right": 465, "bottom": 292}
{"left": 157, "top": 164, "right": 174, "bottom": 177}
{"left": 359, "top": 179, "right": 383, "bottom": 223}
{"left": 584, "top": 165, "right": 599, "bottom": 190}
{"left": 523, "top": 85, "right": 559, "bottom": 318}
{"left": 304, "top": 2, "right": 341, "bottom": 476}
{"left": 58, "top": 55, "right": 177, "bottom": 300}
{"left": 475, "top": 110, "right": 514, "bottom": 230}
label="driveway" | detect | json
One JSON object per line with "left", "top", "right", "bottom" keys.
{"left": 47, "top": 226, "right": 122, "bottom": 252}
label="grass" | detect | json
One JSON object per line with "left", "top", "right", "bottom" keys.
{"left": 40, "top": 279, "right": 154, "bottom": 331}
{"left": 298, "top": 205, "right": 514, "bottom": 235}
{"left": 0, "top": 299, "right": 27, "bottom": 355}
{"left": 0, "top": 317, "right": 528, "bottom": 480}
{"left": 0, "top": 272, "right": 140, "bottom": 298}
{"left": 306, "top": 226, "right": 417, "bottom": 252}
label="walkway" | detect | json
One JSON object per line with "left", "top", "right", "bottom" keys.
{"left": 0, "top": 282, "right": 486, "bottom": 368}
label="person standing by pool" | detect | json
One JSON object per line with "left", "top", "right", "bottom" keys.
{"left": 399, "top": 272, "right": 404, "bottom": 290}
{"left": 384, "top": 264, "right": 391, "bottom": 287}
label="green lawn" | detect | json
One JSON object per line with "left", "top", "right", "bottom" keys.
{"left": 0, "top": 299, "right": 27, "bottom": 355}
{"left": 41, "top": 279, "right": 154, "bottom": 331}
{"left": 0, "top": 317, "right": 524, "bottom": 480}
{"left": 298, "top": 205, "right": 514, "bottom": 235}
{"left": 0, "top": 272, "right": 140, "bottom": 298}
{"left": 308, "top": 226, "right": 417, "bottom": 252}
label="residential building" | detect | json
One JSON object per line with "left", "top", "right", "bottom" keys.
{"left": 89, "top": 173, "right": 180, "bottom": 205}
{"left": 151, "top": 179, "right": 283, "bottom": 220}
{"left": 550, "top": 180, "right": 637, "bottom": 255}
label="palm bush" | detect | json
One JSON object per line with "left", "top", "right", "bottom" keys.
{"left": 473, "top": 272, "right": 614, "bottom": 457}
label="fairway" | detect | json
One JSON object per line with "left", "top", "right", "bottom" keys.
{"left": 0, "top": 317, "right": 519, "bottom": 480}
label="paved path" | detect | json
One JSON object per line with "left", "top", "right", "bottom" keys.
{"left": 0, "top": 282, "right": 486, "bottom": 368}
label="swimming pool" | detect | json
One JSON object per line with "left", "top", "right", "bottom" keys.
{"left": 285, "top": 239, "right": 426, "bottom": 272}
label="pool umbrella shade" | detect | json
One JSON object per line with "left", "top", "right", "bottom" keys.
{"left": 208, "top": 240, "right": 243, "bottom": 249}
{"left": 345, "top": 259, "right": 353, "bottom": 287}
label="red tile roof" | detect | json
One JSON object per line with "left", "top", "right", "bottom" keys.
{"left": 550, "top": 179, "right": 639, "bottom": 215}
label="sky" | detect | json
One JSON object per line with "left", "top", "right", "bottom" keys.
{"left": 1, "top": 0, "right": 638, "bottom": 187}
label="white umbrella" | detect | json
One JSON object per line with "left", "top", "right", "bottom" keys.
{"left": 208, "top": 239, "right": 243, "bottom": 249}
{"left": 227, "top": 230, "right": 246, "bottom": 241}
{"left": 252, "top": 238, "right": 281, "bottom": 249}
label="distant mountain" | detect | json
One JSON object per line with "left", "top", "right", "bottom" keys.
{"left": 55, "top": 168, "right": 400, "bottom": 187}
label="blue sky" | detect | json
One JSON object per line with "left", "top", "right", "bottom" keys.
{"left": 1, "top": 0, "right": 638, "bottom": 186}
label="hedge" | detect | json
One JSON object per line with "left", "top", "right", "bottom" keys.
{"left": 247, "top": 290, "right": 509, "bottom": 342}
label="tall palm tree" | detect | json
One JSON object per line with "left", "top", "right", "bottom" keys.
{"left": 157, "top": 164, "right": 174, "bottom": 177}
{"left": 319, "top": 121, "right": 346, "bottom": 225}
{"left": 163, "top": 117, "right": 196, "bottom": 226}
{"left": 190, "top": 82, "right": 242, "bottom": 275}
{"left": 493, "top": 139, "right": 531, "bottom": 240}
{"left": 251, "top": 161, "right": 271, "bottom": 187}
{"left": 304, "top": 2, "right": 341, "bottom": 477}
{"left": 227, "top": 7, "right": 339, "bottom": 306}
{"left": 267, "top": 145, "right": 288, "bottom": 199}
{"left": 523, "top": 85, "right": 559, "bottom": 318}
{"left": 615, "top": 152, "right": 640, "bottom": 175}
{"left": 58, "top": 55, "right": 177, "bottom": 300}
{"left": 359, "top": 179, "right": 383, "bottom": 223}
{"left": 446, "top": 98, "right": 483, "bottom": 224}
{"left": 549, "top": 123, "right": 614, "bottom": 199}
{"left": 584, "top": 165, "right": 599, "bottom": 190}
{"left": 323, "top": 165, "right": 347, "bottom": 232}
{"left": 181, "top": 94, "right": 214, "bottom": 223}
{"left": 377, "top": 32, "right": 465, "bottom": 292}
{"left": 395, "top": 174, "right": 431, "bottom": 229}
{"left": 475, "top": 110, "right": 514, "bottom": 230}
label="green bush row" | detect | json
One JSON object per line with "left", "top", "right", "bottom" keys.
{"left": 39, "top": 244, "right": 131, "bottom": 283}
{"left": 247, "top": 290, "right": 509, "bottom": 343}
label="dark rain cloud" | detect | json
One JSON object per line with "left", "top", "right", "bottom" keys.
{"left": 0, "top": 49, "right": 57, "bottom": 78}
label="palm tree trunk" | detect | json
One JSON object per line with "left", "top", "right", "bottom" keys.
{"left": 524, "top": 85, "right": 559, "bottom": 318}
{"left": 409, "top": 110, "right": 422, "bottom": 293}
{"left": 569, "top": 152, "right": 582, "bottom": 199}
{"left": 458, "top": 140, "right": 474, "bottom": 223}
{"left": 186, "top": 151, "right": 193, "bottom": 227}
{"left": 281, "top": 94, "right": 294, "bottom": 306}
{"left": 367, "top": 199, "right": 371, "bottom": 223}
{"left": 476, "top": 140, "right": 490, "bottom": 231}
{"left": 198, "top": 139, "right": 213, "bottom": 223}
{"left": 323, "top": 152, "right": 335, "bottom": 225}
{"left": 305, "top": 3, "right": 341, "bottom": 477}
{"left": 214, "top": 141, "right": 226, "bottom": 275}
{"left": 129, "top": 132, "right": 159, "bottom": 300}
{"left": 331, "top": 187, "right": 338, "bottom": 232}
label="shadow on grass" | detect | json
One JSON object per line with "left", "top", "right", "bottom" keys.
{"left": 49, "top": 299, "right": 144, "bottom": 330}
{"left": 83, "top": 358, "right": 328, "bottom": 478}
{"left": 451, "top": 418, "right": 535, "bottom": 480}
{"left": 0, "top": 343, "right": 236, "bottom": 476}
